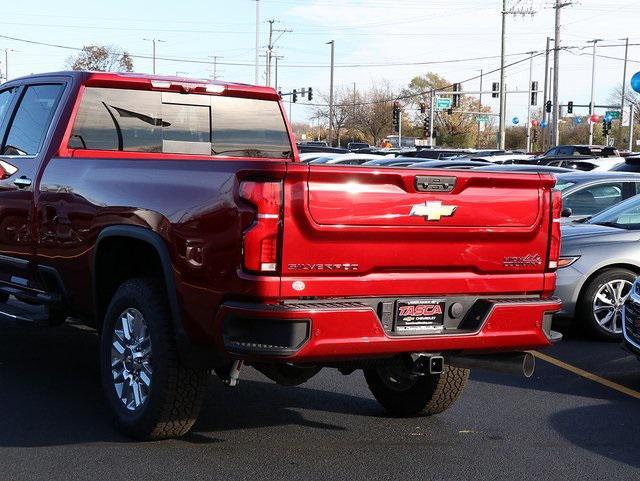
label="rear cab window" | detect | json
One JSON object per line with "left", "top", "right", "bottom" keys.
{"left": 69, "top": 87, "right": 292, "bottom": 159}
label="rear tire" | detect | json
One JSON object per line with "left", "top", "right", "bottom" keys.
{"left": 100, "top": 278, "right": 209, "bottom": 440}
{"left": 364, "top": 360, "right": 469, "bottom": 417}
{"left": 577, "top": 268, "right": 636, "bottom": 341}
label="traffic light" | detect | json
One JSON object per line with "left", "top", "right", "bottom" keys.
{"left": 492, "top": 82, "right": 499, "bottom": 98}
{"left": 530, "top": 81, "right": 538, "bottom": 106}
{"left": 545, "top": 100, "right": 552, "bottom": 113}
{"left": 292, "top": 89, "right": 298, "bottom": 103}
{"left": 602, "top": 119, "right": 611, "bottom": 136}
{"left": 447, "top": 108, "right": 453, "bottom": 115}
{"left": 567, "top": 101, "right": 573, "bottom": 114}
{"left": 392, "top": 101, "right": 400, "bottom": 133}
{"left": 452, "top": 83, "right": 461, "bottom": 108}
{"left": 419, "top": 101, "right": 426, "bottom": 114}
{"left": 308, "top": 87, "right": 313, "bottom": 101}
{"left": 423, "top": 116, "right": 430, "bottom": 132}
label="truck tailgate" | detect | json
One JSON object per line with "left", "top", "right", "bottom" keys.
{"left": 280, "top": 164, "right": 555, "bottom": 298}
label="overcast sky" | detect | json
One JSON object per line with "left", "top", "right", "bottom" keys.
{"left": 2, "top": 0, "right": 639, "bottom": 124}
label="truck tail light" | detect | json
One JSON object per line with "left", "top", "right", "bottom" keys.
{"left": 547, "top": 189, "right": 562, "bottom": 271}
{"left": 239, "top": 181, "right": 282, "bottom": 273}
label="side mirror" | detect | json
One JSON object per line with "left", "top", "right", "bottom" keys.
{"left": 561, "top": 207, "right": 572, "bottom": 218}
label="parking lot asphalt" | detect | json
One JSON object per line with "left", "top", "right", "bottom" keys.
{"left": 0, "top": 318, "right": 638, "bottom": 481}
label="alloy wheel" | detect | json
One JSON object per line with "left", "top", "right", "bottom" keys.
{"left": 110, "top": 308, "right": 153, "bottom": 411}
{"left": 592, "top": 279, "right": 632, "bottom": 335}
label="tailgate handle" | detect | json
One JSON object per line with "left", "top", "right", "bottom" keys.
{"left": 415, "top": 175, "right": 456, "bottom": 193}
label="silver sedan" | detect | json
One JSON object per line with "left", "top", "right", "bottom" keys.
{"left": 554, "top": 194, "right": 640, "bottom": 340}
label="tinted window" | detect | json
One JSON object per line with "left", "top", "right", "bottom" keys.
{"left": 212, "top": 96, "right": 291, "bottom": 158}
{"left": 70, "top": 88, "right": 162, "bottom": 152}
{"left": 564, "top": 182, "right": 625, "bottom": 216}
{"left": 0, "top": 87, "right": 17, "bottom": 126}
{"left": 3, "top": 84, "right": 63, "bottom": 156}
{"left": 558, "top": 147, "right": 573, "bottom": 155}
{"left": 612, "top": 162, "right": 640, "bottom": 173}
{"left": 70, "top": 87, "right": 290, "bottom": 158}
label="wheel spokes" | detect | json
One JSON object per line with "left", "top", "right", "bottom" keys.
{"left": 110, "top": 308, "right": 153, "bottom": 411}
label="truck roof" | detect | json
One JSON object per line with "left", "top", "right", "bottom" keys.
{"left": 5, "top": 70, "right": 280, "bottom": 101}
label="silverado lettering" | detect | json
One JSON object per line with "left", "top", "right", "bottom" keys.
{"left": 0, "top": 71, "right": 561, "bottom": 441}
{"left": 287, "top": 263, "right": 360, "bottom": 272}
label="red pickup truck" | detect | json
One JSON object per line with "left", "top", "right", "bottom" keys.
{"left": 0, "top": 71, "right": 561, "bottom": 440}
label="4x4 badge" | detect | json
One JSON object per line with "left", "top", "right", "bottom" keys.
{"left": 410, "top": 201, "right": 457, "bottom": 221}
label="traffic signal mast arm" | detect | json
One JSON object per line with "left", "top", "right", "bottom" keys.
{"left": 278, "top": 87, "right": 313, "bottom": 103}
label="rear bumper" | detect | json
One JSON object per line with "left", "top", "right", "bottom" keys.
{"left": 215, "top": 297, "right": 562, "bottom": 362}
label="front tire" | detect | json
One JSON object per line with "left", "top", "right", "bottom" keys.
{"left": 100, "top": 278, "right": 209, "bottom": 440}
{"left": 364, "top": 358, "right": 469, "bottom": 417}
{"left": 577, "top": 268, "right": 635, "bottom": 341}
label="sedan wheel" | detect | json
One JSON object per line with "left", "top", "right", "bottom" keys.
{"left": 592, "top": 280, "right": 632, "bottom": 335}
{"left": 578, "top": 268, "right": 637, "bottom": 341}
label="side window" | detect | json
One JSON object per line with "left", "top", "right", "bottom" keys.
{"left": 3, "top": 84, "right": 64, "bottom": 156}
{"left": 557, "top": 146, "right": 573, "bottom": 155}
{"left": 564, "top": 183, "right": 623, "bottom": 216}
{"left": 0, "top": 87, "right": 17, "bottom": 126}
{"left": 546, "top": 148, "right": 558, "bottom": 156}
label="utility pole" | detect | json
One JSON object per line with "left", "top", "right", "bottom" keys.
{"left": 619, "top": 37, "right": 629, "bottom": 147}
{"left": 477, "top": 69, "right": 483, "bottom": 149}
{"left": 265, "top": 20, "right": 292, "bottom": 88}
{"left": 142, "top": 38, "right": 165, "bottom": 75}
{"left": 498, "top": 0, "right": 507, "bottom": 150}
{"left": 526, "top": 52, "right": 534, "bottom": 153}
{"left": 551, "top": 1, "right": 572, "bottom": 147}
{"left": 498, "top": 0, "right": 536, "bottom": 149}
{"left": 542, "top": 37, "right": 552, "bottom": 150}
{"left": 587, "top": 38, "right": 603, "bottom": 145}
{"left": 2, "top": 48, "right": 15, "bottom": 81}
{"left": 326, "top": 40, "right": 335, "bottom": 146}
{"left": 255, "top": 0, "right": 260, "bottom": 84}
{"left": 208, "top": 55, "right": 223, "bottom": 80}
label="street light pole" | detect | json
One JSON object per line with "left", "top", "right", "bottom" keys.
{"left": 477, "top": 69, "right": 483, "bottom": 149}
{"left": 326, "top": 40, "right": 335, "bottom": 146}
{"left": 143, "top": 38, "right": 165, "bottom": 75}
{"left": 619, "top": 37, "right": 629, "bottom": 147}
{"left": 588, "top": 38, "right": 603, "bottom": 145}
{"left": 551, "top": 2, "right": 562, "bottom": 146}
{"left": 255, "top": 0, "right": 260, "bottom": 84}
{"left": 526, "top": 52, "right": 534, "bottom": 153}
{"left": 498, "top": 0, "right": 507, "bottom": 149}
{"left": 542, "top": 37, "right": 552, "bottom": 150}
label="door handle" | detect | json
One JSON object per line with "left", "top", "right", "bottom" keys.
{"left": 13, "top": 176, "right": 32, "bottom": 189}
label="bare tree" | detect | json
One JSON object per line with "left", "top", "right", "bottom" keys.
{"left": 67, "top": 45, "right": 134, "bottom": 72}
{"left": 353, "top": 82, "right": 397, "bottom": 146}
{"left": 315, "top": 86, "right": 356, "bottom": 147}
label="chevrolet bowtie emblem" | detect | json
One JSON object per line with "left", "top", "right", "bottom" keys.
{"left": 410, "top": 201, "right": 457, "bottom": 221}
